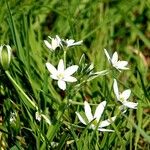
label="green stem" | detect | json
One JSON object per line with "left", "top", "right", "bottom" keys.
{"left": 63, "top": 48, "right": 67, "bottom": 68}
{"left": 5, "top": 71, "right": 37, "bottom": 110}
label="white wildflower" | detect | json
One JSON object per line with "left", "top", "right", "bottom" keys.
{"left": 113, "top": 79, "right": 138, "bottom": 109}
{"left": 10, "top": 112, "right": 16, "bottom": 123}
{"left": 44, "top": 35, "right": 62, "bottom": 51}
{"left": 46, "top": 59, "right": 78, "bottom": 90}
{"left": 104, "top": 49, "right": 129, "bottom": 71}
{"left": 76, "top": 101, "right": 116, "bottom": 132}
{"left": 35, "top": 111, "right": 42, "bottom": 122}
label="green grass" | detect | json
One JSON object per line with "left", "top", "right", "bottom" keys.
{"left": 0, "top": 0, "right": 150, "bottom": 149}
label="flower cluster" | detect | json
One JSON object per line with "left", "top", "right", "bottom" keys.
{"left": 44, "top": 35, "right": 83, "bottom": 51}
{"left": 43, "top": 35, "right": 138, "bottom": 132}
{"left": 3, "top": 37, "right": 138, "bottom": 133}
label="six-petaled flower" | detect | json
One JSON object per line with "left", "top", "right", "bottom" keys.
{"left": 46, "top": 59, "right": 78, "bottom": 90}
{"left": 44, "top": 35, "right": 62, "bottom": 51}
{"left": 104, "top": 49, "right": 129, "bottom": 71}
{"left": 113, "top": 79, "right": 138, "bottom": 109}
{"left": 76, "top": 101, "right": 116, "bottom": 132}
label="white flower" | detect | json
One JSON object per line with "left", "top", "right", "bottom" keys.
{"left": 64, "top": 39, "right": 83, "bottom": 47}
{"left": 113, "top": 79, "right": 138, "bottom": 109}
{"left": 104, "top": 49, "right": 129, "bottom": 71}
{"left": 46, "top": 59, "right": 78, "bottom": 90}
{"left": 76, "top": 101, "right": 116, "bottom": 132}
{"left": 35, "top": 111, "right": 42, "bottom": 121}
{"left": 10, "top": 112, "right": 17, "bottom": 123}
{"left": 44, "top": 35, "right": 62, "bottom": 51}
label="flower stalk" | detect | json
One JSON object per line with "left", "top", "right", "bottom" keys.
{"left": 5, "top": 71, "right": 37, "bottom": 109}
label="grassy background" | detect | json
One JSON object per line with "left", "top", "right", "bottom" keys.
{"left": 0, "top": 0, "right": 150, "bottom": 149}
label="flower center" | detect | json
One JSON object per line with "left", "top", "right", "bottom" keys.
{"left": 57, "top": 73, "right": 64, "bottom": 80}
{"left": 119, "top": 95, "right": 124, "bottom": 102}
{"left": 92, "top": 119, "right": 98, "bottom": 126}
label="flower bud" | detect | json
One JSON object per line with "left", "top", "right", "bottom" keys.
{"left": 0, "top": 45, "right": 11, "bottom": 70}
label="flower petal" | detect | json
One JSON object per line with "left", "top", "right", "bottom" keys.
{"left": 84, "top": 101, "right": 93, "bottom": 122}
{"left": 66, "top": 39, "right": 75, "bottom": 47}
{"left": 104, "top": 49, "right": 111, "bottom": 63}
{"left": 75, "top": 112, "right": 86, "bottom": 125}
{"left": 64, "top": 65, "right": 78, "bottom": 76}
{"left": 51, "top": 38, "right": 59, "bottom": 50}
{"left": 58, "top": 80, "right": 66, "bottom": 90}
{"left": 94, "top": 101, "right": 106, "bottom": 122}
{"left": 50, "top": 74, "right": 58, "bottom": 80}
{"left": 115, "top": 61, "right": 129, "bottom": 70}
{"left": 98, "top": 128, "right": 114, "bottom": 132}
{"left": 68, "top": 40, "right": 83, "bottom": 47}
{"left": 63, "top": 76, "right": 77, "bottom": 82}
{"left": 57, "top": 59, "right": 65, "bottom": 72}
{"left": 113, "top": 79, "right": 120, "bottom": 100}
{"left": 120, "top": 89, "right": 131, "bottom": 101}
{"left": 46, "top": 62, "right": 57, "bottom": 75}
{"left": 111, "top": 52, "right": 118, "bottom": 65}
{"left": 35, "top": 112, "right": 41, "bottom": 121}
{"left": 44, "top": 40, "right": 52, "bottom": 50}
{"left": 123, "top": 101, "right": 138, "bottom": 109}
{"left": 56, "top": 35, "right": 61, "bottom": 43}
{"left": 99, "top": 116, "right": 116, "bottom": 128}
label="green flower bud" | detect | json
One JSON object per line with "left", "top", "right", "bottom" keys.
{"left": 0, "top": 45, "right": 11, "bottom": 70}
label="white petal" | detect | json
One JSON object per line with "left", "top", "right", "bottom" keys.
{"left": 99, "top": 116, "right": 116, "bottom": 128}
{"left": 94, "top": 101, "right": 106, "bottom": 122}
{"left": 58, "top": 80, "right": 66, "bottom": 90}
{"left": 98, "top": 128, "right": 114, "bottom": 132}
{"left": 68, "top": 40, "right": 83, "bottom": 47}
{"left": 56, "top": 35, "right": 61, "bottom": 43}
{"left": 115, "top": 61, "right": 129, "bottom": 70}
{"left": 46, "top": 62, "right": 57, "bottom": 75}
{"left": 64, "top": 65, "right": 78, "bottom": 76}
{"left": 75, "top": 112, "right": 86, "bottom": 125}
{"left": 113, "top": 79, "right": 120, "bottom": 100}
{"left": 57, "top": 59, "right": 65, "bottom": 72}
{"left": 35, "top": 112, "right": 41, "bottom": 121}
{"left": 84, "top": 101, "right": 93, "bottom": 122}
{"left": 63, "top": 76, "right": 77, "bottom": 82}
{"left": 51, "top": 39, "right": 59, "bottom": 50}
{"left": 111, "top": 52, "right": 118, "bottom": 65}
{"left": 104, "top": 49, "right": 111, "bottom": 62}
{"left": 66, "top": 39, "right": 74, "bottom": 46}
{"left": 120, "top": 89, "right": 131, "bottom": 101}
{"left": 123, "top": 101, "right": 138, "bottom": 109}
{"left": 44, "top": 40, "right": 52, "bottom": 50}
{"left": 50, "top": 74, "right": 58, "bottom": 80}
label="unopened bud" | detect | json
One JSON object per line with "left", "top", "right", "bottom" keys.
{"left": 0, "top": 45, "right": 11, "bottom": 70}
